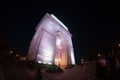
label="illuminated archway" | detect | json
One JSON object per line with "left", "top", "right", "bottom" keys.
{"left": 27, "top": 13, "right": 76, "bottom": 68}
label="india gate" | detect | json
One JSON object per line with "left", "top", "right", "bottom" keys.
{"left": 27, "top": 13, "right": 75, "bottom": 68}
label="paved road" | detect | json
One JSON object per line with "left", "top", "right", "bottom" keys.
{"left": 0, "top": 57, "right": 97, "bottom": 80}
{"left": 0, "top": 56, "right": 98, "bottom": 80}
{"left": 1, "top": 56, "right": 119, "bottom": 80}
{"left": 42, "top": 62, "right": 97, "bottom": 80}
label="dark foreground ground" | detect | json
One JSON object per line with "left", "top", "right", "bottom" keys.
{"left": 0, "top": 56, "right": 33, "bottom": 80}
{"left": 0, "top": 56, "right": 120, "bottom": 80}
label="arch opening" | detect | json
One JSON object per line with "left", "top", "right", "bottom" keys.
{"left": 55, "top": 35, "right": 62, "bottom": 67}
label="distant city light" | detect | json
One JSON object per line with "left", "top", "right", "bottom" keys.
{"left": 16, "top": 54, "right": 19, "bottom": 57}
{"left": 20, "top": 57, "right": 27, "bottom": 60}
{"left": 81, "top": 58, "right": 84, "bottom": 62}
{"left": 118, "top": 44, "right": 120, "bottom": 47}
{"left": 98, "top": 54, "right": 101, "bottom": 57}
{"left": 10, "top": 51, "right": 13, "bottom": 54}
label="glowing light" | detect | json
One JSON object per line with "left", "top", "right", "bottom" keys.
{"left": 20, "top": 57, "right": 27, "bottom": 60}
{"left": 71, "top": 48, "right": 75, "bottom": 64}
{"left": 43, "top": 62, "right": 47, "bottom": 64}
{"left": 38, "top": 61, "right": 42, "bottom": 63}
{"left": 118, "top": 44, "right": 120, "bottom": 47}
{"left": 10, "top": 51, "right": 13, "bottom": 54}
{"left": 48, "top": 62, "right": 52, "bottom": 65}
{"left": 98, "top": 54, "right": 101, "bottom": 57}
{"left": 55, "top": 58, "right": 59, "bottom": 62}
{"left": 37, "top": 54, "right": 53, "bottom": 63}
{"left": 81, "top": 59, "right": 84, "bottom": 62}
{"left": 56, "top": 37, "right": 61, "bottom": 46}
{"left": 16, "top": 54, "right": 19, "bottom": 57}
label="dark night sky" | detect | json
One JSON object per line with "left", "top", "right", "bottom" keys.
{"left": 1, "top": 1, "right": 120, "bottom": 60}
